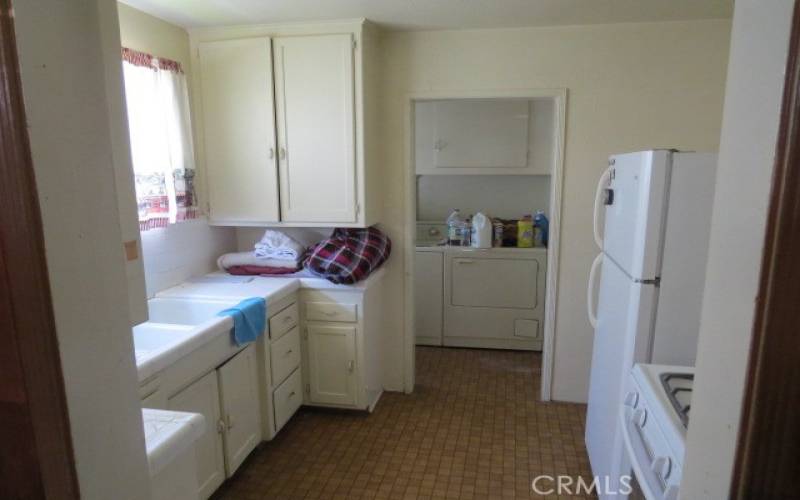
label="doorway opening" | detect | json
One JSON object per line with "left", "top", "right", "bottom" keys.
{"left": 402, "top": 90, "right": 567, "bottom": 401}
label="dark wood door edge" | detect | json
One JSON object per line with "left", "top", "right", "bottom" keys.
{"left": 0, "top": 2, "right": 80, "bottom": 498}
{"left": 732, "top": 0, "right": 800, "bottom": 498}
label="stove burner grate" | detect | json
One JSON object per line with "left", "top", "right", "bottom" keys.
{"left": 660, "top": 373, "right": 693, "bottom": 428}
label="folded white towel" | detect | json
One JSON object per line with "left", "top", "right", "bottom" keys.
{"left": 217, "top": 252, "right": 299, "bottom": 271}
{"left": 254, "top": 230, "right": 305, "bottom": 260}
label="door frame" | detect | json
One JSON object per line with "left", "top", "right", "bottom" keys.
{"left": 0, "top": 0, "right": 80, "bottom": 496}
{"left": 402, "top": 88, "right": 568, "bottom": 400}
{"left": 732, "top": 1, "right": 800, "bottom": 495}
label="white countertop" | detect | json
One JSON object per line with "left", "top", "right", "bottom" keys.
{"left": 142, "top": 408, "right": 205, "bottom": 476}
{"left": 155, "top": 266, "right": 387, "bottom": 301}
{"left": 134, "top": 267, "right": 388, "bottom": 381}
{"left": 415, "top": 245, "right": 547, "bottom": 255}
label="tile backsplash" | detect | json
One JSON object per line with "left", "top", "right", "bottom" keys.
{"left": 140, "top": 219, "right": 237, "bottom": 297}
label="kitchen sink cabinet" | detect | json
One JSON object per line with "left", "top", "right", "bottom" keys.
{"left": 167, "top": 344, "right": 261, "bottom": 499}
{"left": 167, "top": 371, "right": 225, "bottom": 500}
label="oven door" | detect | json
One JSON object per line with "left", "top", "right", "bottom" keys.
{"left": 620, "top": 402, "right": 680, "bottom": 500}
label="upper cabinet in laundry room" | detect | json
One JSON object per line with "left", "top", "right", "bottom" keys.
{"left": 193, "top": 20, "right": 382, "bottom": 227}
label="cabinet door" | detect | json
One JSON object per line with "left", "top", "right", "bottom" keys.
{"left": 307, "top": 324, "right": 357, "bottom": 406}
{"left": 273, "top": 34, "right": 356, "bottom": 223}
{"left": 168, "top": 371, "right": 225, "bottom": 500}
{"left": 217, "top": 344, "right": 261, "bottom": 476}
{"left": 414, "top": 251, "right": 443, "bottom": 345}
{"left": 198, "top": 38, "right": 280, "bottom": 224}
{"left": 434, "top": 100, "right": 529, "bottom": 168}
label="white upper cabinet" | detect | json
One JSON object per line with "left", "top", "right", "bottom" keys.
{"left": 434, "top": 100, "right": 529, "bottom": 168}
{"left": 415, "top": 97, "right": 558, "bottom": 175}
{"left": 274, "top": 34, "right": 357, "bottom": 223}
{"left": 193, "top": 21, "right": 382, "bottom": 227}
{"left": 199, "top": 38, "right": 280, "bottom": 224}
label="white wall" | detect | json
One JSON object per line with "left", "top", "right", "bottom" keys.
{"left": 14, "top": 1, "right": 151, "bottom": 498}
{"left": 141, "top": 219, "right": 237, "bottom": 295}
{"left": 379, "top": 19, "right": 731, "bottom": 401}
{"left": 681, "top": 1, "right": 793, "bottom": 498}
{"left": 118, "top": 3, "right": 237, "bottom": 296}
{"left": 416, "top": 175, "right": 551, "bottom": 221}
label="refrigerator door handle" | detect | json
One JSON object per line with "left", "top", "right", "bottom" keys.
{"left": 593, "top": 165, "right": 614, "bottom": 249}
{"left": 587, "top": 253, "right": 603, "bottom": 328}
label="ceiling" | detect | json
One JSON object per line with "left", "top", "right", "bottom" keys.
{"left": 119, "top": 0, "right": 733, "bottom": 31}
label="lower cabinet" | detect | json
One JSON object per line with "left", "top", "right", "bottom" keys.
{"left": 306, "top": 324, "right": 357, "bottom": 406}
{"left": 168, "top": 344, "right": 261, "bottom": 500}
{"left": 217, "top": 344, "right": 261, "bottom": 475}
{"left": 167, "top": 371, "right": 225, "bottom": 500}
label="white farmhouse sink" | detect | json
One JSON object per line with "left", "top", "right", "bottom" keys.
{"left": 134, "top": 298, "right": 239, "bottom": 381}
{"left": 134, "top": 323, "right": 193, "bottom": 352}
{"left": 147, "top": 298, "right": 238, "bottom": 326}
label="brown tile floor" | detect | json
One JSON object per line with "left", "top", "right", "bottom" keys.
{"left": 212, "top": 347, "right": 593, "bottom": 499}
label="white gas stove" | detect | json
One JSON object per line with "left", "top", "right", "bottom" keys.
{"left": 620, "top": 364, "right": 693, "bottom": 500}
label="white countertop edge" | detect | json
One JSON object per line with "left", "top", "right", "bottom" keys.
{"left": 142, "top": 408, "right": 206, "bottom": 476}
{"left": 415, "top": 245, "right": 548, "bottom": 254}
{"left": 136, "top": 316, "right": 234, "bottom": 382}
{"left": 138, "top": 266, "right": 387, "bottom": 381}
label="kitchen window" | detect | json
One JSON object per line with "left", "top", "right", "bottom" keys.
{"left": 122, "top": 47, "right": 198, "bottom": 231}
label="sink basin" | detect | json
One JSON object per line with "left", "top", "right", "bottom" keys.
{"left": 133, "top": 323, "right": 193, "bottom": 357}
{"left": 147, "top": 297, "right": 238, "bottom": 326}
{"left": 134, "top": 298, "right": 240, "bottom": 381}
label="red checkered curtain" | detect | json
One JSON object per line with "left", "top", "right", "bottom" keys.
{"left": 122, "top": 47, "right": 198, "bottom": 231}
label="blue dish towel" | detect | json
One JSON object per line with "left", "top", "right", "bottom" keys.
{"left": 217, "top": 297, "right": 266, "bottom": 346}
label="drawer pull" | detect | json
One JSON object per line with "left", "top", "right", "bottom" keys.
{"left": 283, "top": 315, "right": 293, "bottom": 323}
{"left": 456, "top": 259, "right": 475, "bottom": 264}
{"left": 285, "top": 349, "right": 293, "bottom": 357}
{"left": 288, "top": 391, "right": 296, "bottom": 399}
{"left": 323, "top": 311, "right": 338, "bottom": 317}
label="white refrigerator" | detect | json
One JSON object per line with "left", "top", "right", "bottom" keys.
{"left": 584, "top": 150, "right": 717, "bottom": 497}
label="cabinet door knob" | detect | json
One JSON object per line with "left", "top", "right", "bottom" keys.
{"left": 268, "top": 147, "right": 275, "bottom": 159}
{"left": 226, "top": 414, "right": 235, "bottom": 430}
{"left": 279, "top": 147, "right": 286, "bottom": 160}
{"left": 347, "top": 360, "right": 355, "bottom": 373}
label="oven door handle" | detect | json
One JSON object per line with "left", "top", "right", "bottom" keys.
{"left": 619, "top": 409, "right": 679, "bottom": 500}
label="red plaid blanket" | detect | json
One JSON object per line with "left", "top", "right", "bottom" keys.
{"left": 305, "top": 227, "right": 391, "bottom": 284}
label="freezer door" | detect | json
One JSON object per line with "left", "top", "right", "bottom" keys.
{"left": 603, "top": 150, "right": 670, "bottom": 280}
{"left": 585, "top": 256, "right": 658, "bottom": 498}
{"left": 651, "top": 152, "right": 718, "bottom": 365}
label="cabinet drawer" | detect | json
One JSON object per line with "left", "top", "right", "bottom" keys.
{"left": 273, "top": 368, "right": 302, "bottom": 432}
{"left": 270, "top": 326, "right": 301, "bottom": 385}
{"left": 269, "top": 302, "right": 298, "bottom": 340}
{"left": 305, "top": 301, "right": 357, "bottom": 322}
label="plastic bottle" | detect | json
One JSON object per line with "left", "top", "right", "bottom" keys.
{"left": 446, "top": 209, "right": 463, "bottom": 246}
{"left": 533, "top": 209, "right": 549, "bottom": 247}
{"left": 461, "top": 216, "right": 472, "bottom": 246}
{"left": 471, "top": 212, "right": 493, "bottom": 249}
{"left": 517, "top": 215, "right": 534, "bottom": 248}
